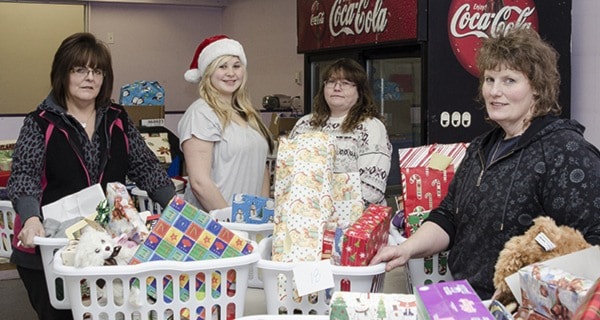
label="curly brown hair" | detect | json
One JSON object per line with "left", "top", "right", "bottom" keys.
{"left": 310, "top": 58, "right": 383, "bottom": 133}
{"left": 476, "top": 28, "right": 561, "bottom": 119}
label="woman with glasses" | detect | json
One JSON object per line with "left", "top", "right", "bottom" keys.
{"left": 288, "top": 58, "right": 392, "bottom": 205}
{"left": 7, "top": 32, "right": 175, "bottom": 320}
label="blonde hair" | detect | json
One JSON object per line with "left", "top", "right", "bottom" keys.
{"left": 198, "top": 55, "right": 274, "bottom": 152}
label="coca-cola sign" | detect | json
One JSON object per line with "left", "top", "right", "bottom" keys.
{"left": 298, "top": 0, "right": 418, "bottom": 53}
{"left": 448, "top": 0, "right": 539, "bottom": 77}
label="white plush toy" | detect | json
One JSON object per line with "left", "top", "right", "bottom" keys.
{"left": 73, "top": 228, "right": 142, "bottom": 307}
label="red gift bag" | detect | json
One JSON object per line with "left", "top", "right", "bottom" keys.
{"left": 399, "top": 143, "right": 468, "bottom": 237}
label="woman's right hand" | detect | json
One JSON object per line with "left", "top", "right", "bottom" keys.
{"left": 18, "top": 216, "right": 45, "bottom": 248}
{"left": 370, "top": 244, "right": 412, "bottom": 272}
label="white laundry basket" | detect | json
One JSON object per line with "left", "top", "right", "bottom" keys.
{"left": 211, "top": 207, "right": 274, "bottom": 289}
{"left": 0, "top": 200, "right": 16, "bottom": 258}
{"left": 388, "top": 227, "right": 453, "bottom": 293}
{"left": 51, "top": 245, "right": 259, "bottom": 320}
{"left": 220, "top": 221, "right": 272, "bottom": 288}
{"left": 256, "top": 237, "right": 386, "bottom": 315}
{"left": 34, "top": 236, "right": 71, "bottom": 309}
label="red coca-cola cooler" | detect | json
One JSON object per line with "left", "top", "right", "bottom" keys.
{"left": 297, "top": 0, "right": 571, "bottom": 186}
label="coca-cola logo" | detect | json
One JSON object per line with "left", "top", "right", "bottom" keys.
{"left": 448, "top": 0, "right": 539, "bottom": 77}
{"left": 310, "top": 0, "right": 326, "bottom": 41}
{"left": 329, "top": 0, "right": 389, "bottom": 37}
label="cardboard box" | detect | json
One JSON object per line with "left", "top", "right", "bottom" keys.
{"left": 123, "top": 105, "right": 165, "bottom": 127}
{"left": 415, "top": 279, "right": 494, "bottom": 320}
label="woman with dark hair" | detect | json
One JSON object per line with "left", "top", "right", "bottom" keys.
{"left": 8, "top": 32, "right": 175, "bottom": 319}
{"left": 289, "top": 58, "right": 392, "bottom": 205}
{"left": 372, "top": 28, "right": 600, "bottom": 300}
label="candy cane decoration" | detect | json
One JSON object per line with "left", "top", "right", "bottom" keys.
{"left": 425, "top": 192, "right": 433, "bottom": 209}
{"left": 431, "top": 178, "right": 442, "bottom": 198}
{"left": 409, "top": 174, "right": 422, "bottom": 199}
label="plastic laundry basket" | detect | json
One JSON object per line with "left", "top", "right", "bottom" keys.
{"left": 0, "top": 200, "right": 16, "bottom": 258}
{"left": 220, "top": 221, "right": 272, "bottom": 288}
{"left": 256, "top": 237, "right": 386, "bottom": 315}
{"left": 52, "top": 246, "right": 259, "bottom": 320}
{"left": 211, "top": 207, "right": 274, "bottom": 289}
{"left": 388, "top": 227, "right": 453, "bottom": 293}
{"left": 34, "top": 236, "right": 71, "bottom": 309}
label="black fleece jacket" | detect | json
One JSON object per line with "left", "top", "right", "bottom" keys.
{"left": 427, "top": 115, "right": 600, "bottom": 299}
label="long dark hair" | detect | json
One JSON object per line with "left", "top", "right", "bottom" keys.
{"left": 50, "top": 32, "right": 114, "bottom": 108}
{"left": 311, "top": 58, "right": 382, "bottom": 133}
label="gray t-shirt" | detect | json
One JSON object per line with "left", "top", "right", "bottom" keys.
{"left": 178, "top": 99, "right": 269, "bottom": 211}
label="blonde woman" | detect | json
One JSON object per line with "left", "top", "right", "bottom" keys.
{"left": 178, "top": 35, "right": 274, "bottom": 211}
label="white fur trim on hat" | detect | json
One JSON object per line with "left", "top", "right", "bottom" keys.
{"left": 184, "top": 36, "right": 247, "bottom": 83}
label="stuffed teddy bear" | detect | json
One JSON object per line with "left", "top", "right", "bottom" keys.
{"left": 492, "top": 216, "right": 591, "bottom": 306}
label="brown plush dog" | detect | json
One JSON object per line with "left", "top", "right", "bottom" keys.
{"left": 492, "top": 216, "right": 591, "bottom": 306}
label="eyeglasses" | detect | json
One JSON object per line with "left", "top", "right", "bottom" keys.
{"left": 71, "top": 67, "right": 104, "bottom": 78}
{"left": 324, "top": 79, "right": 356, "bottom": 90}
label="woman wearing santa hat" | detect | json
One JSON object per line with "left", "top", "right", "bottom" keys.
{"left": 178, "top": 35, "right": 274, "bottom": 212}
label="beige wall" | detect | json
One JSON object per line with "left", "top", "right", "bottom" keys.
{"left": 89, "top": 0, "right": 303, "bottom": 112}
{"left": 89, "top": 2, "right": 223, "bottom": 111}
{"left": 222, "top": 0, "right": 304, "bottom": 110}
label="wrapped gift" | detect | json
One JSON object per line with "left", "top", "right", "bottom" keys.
{"left": 519, "top": 263, "right": 594, "bottom": 319}
{"left": 329, "top": 291, "right": 417, "bottom": 320}
{"left": 231, "top": 193, "right": 275, "bottom": 224}
{"left": 340, "top": 204, "right": 392, "bottom": 266}
{"left": 105, "top": 182, "right": 150, "bottom": 241}
{"left": 129, "top": 196, "right": 253, "bottom": 264}
{"left": 141, "top": 132, "right": 172, "bottom": 164}
{"left": 415, "top": 279, "right": 493, "bottom": 320}
{"left": 399, "top": 143, "right": 468, "bottom": 236}
{"left": 573, "top": 277, "right": 600, "bottom": 319}
{"left": 272, "top": 131, "right": 335, "bottom": 262}
{"left": 119, "top": 80, "right": 165, "bottom": 106}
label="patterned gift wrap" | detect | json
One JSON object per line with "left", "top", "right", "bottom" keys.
{"left": 340, "top": 204, "right": 392, "bottom": 266}
{"left": 329, "top": 291, "right": 417, "bottom": 320}
{"left": 130, "top": 196, "right": 254, "bottom": 264}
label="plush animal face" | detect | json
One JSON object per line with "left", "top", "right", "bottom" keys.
{"left": 74, "top": 229, "right": 121, "bottom": 267}
{"left": 493, "top": 216, "right": 591, "bottom": 306}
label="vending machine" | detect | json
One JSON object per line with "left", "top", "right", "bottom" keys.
{"left": 297, "top": 0, "right": 571, "bottom": 186}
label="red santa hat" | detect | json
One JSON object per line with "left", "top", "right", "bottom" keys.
{"left": 184, "top": 34, "right": 247, "bottom": 83}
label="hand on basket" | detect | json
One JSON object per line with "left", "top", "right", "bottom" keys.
{"left": 18, "top": 216, "right": 45, "bottom": 248}
{"left": 370, "top": 245, "right": 411, "bottom": 272}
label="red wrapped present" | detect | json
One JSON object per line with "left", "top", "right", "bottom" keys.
{"left": 341, "top": 204, "right": 391, "bottom": 266}
{"left": 573, "top": 277, "right": 600, "bottom": 320}
{"left": 399, "top": 143, "right": 468, "bottom": 236}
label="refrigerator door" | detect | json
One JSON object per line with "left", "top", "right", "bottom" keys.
{"left": 368, "top": 57, "right": 422, "bottom": 186}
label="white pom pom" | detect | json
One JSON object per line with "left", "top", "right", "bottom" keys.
{"left": 184, "top": 69, "right": 201, "bottom": 83}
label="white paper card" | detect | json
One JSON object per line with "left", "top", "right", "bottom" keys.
{"left": 42, "top": 184, "right": 105, "bottom": 222}
{"left": 292, "top": 260, "right": 335, "bottom": 297}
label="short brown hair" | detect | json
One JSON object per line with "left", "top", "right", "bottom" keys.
{"left": 50, "top": 32, "right": 114, "bottom": 108}
{"left": 476, "top": 28, "right": 561, "bottom": 117}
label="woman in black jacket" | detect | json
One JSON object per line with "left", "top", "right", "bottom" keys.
{"left": 372, "top": 28, "right": 600, "bottom": 300}
{"left": 8, "top": 32, "right": 175, "bottom": 320}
